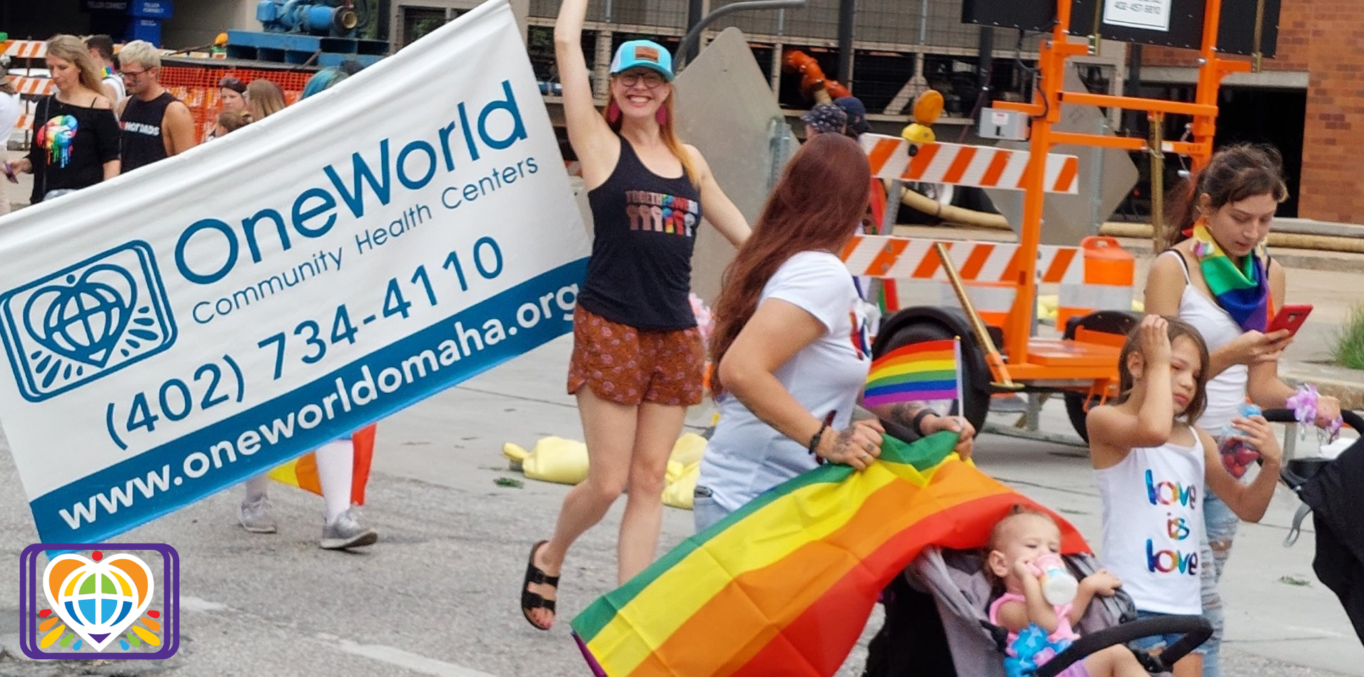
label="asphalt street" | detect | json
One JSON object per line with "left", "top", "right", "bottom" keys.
{"left": 0, "top": 334, "right": 1360, "bottom": 676}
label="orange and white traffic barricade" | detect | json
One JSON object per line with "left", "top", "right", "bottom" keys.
{"left": 1, "top": 40, "right": 47, "bottom": 59}
{"left": 860, "top": 134, "right": 1080, "bottom": 194}
{"left": 841, "top": 235, "right": 1133, "bottom": 329}
{"left": 10, "top": 76, "right": 53, "bottom": 97}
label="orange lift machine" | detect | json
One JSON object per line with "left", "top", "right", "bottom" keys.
{"left": 849, "top": 0, "right": 1277, "bottom": 440}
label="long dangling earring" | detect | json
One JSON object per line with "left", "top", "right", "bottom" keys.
{"left": 656, "top": 105, "right": 668, "bottom": 126}
{"left": 607, "top": 101, "right": 621, "bottom": 124}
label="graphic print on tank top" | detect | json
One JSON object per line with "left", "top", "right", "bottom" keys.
{"left": 1143, "top": 467, "right": 1199, "bottom": 576}
{"left": 624, "top": 190, "right": 699, "bottom": 237}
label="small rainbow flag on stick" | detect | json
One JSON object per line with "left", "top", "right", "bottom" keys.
{"left": 861, "top": 338, "right": 963, "bottom": 409}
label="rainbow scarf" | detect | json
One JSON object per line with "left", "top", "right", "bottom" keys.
{"left": 1191, "top": 220, "right": 1269, "bottom": 332}
{"left": 862, "top": 338, "right": 960, "bottom": 408}
{"left": 570, "top": 432, "right": 1089, "bottom": 677}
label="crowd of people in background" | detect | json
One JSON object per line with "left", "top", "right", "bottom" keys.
{"left": 0, "top": 34, "right": 361, "bottom": 216}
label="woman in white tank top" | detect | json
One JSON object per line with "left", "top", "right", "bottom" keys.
{"left": 1144, "top": 145, "right": 1341, "bottom": 677}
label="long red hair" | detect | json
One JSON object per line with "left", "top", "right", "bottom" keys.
{"left": 709, "top": 133, "right": 871, "bottom": 395}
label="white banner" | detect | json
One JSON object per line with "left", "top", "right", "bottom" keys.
{"left": 1103, "top": 0, "right": 1172, "bottom": 32}
{"left": 0, "top": 0, "right": 589, "bottom": 543}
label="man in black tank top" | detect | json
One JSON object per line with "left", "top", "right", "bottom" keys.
{"left": 116, "top": 41, "right": 198, "bottom": 173}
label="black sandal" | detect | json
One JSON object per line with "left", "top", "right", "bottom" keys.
{"left": 521, "top": 540, "right": 559, "bottom": 630}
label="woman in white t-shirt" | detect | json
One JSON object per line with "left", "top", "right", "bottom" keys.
{"left": 695, "top": 134, "right": 976, "bottom": 531}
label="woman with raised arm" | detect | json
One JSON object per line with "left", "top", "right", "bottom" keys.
{"left": 518, "top": 0, "right": 751, "bottom": 631}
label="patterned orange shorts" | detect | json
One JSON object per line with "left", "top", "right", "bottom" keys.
{"left": 567, "top": 306, "right": 704, "bottom": 407}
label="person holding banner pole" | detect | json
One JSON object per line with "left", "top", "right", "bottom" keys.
{"left": 694, "top": 133, "right": 976, "bottom": 533}
{"left": 520, "top": 0, "right": 752, "bottom": 631}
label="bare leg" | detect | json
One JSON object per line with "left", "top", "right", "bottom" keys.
{"left": 1083, "top": 644, "right": 1147, "bottom": 677}
{"left": 527, "top": 389, "right": 638, "bottom": 628}
{"left": 617, "top": 402, "right": 687, "bottom": 584}
{"left": 1172, "top": 652, "right": 1204, "bottom": 677}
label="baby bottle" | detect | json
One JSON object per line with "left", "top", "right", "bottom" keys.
{"left": 1032, "top": 554, "right": 1078, "bottom": 606}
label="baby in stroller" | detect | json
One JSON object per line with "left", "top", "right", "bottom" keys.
{"left": 985, "top": 507, "right": 1146, "bottom": 677}
{"left": 867, "top": 503, "right": 1212, "bottom": 677}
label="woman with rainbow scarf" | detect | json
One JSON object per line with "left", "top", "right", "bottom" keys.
{"left": 1144, "top": 144, "right": 1343, "bottom": 677}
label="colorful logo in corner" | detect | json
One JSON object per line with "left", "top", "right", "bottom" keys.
{"left": 0, "top": 241, "right": 177, "bottom": 402}
{"left": 20, "top": 544, "right": 179, "bottom": 659}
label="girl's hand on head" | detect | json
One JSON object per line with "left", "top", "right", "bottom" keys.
{"left": 1140, "top": 315, "right": 1171, "bottom": 365}
{"left": 1231, "top": 415, "right": 1282, "bottom": 466}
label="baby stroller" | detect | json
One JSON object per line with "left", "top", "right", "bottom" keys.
{"left": 859, "top": 460, "right": 1213, "bottom": 677}
{"left": 862, "top": 547, "right": 1210, "bottom": 677}
{"left": 1270, "top": 407, "right": 1364, "bottom": 645}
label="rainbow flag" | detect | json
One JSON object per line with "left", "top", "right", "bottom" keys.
{"left": 570, "top": 432, "right": 1088, "bottom": 677}
{"left": 268, "top": 424, "right": 376, "bottom": 506}
{"left": 862, "top": 338, "right": 961, "bottom": 408}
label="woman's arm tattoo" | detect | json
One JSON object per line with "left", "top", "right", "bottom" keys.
{"left": 886, "top": 402, "right": 926, "bottom": 429}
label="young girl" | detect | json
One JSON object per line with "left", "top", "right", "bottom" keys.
{"left": 1087, "top": 316, "right": 1283, "bottom": 677}
{"left": 987, "top": 508, "right": 1146, "bottom": 677}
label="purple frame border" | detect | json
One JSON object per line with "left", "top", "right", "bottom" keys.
{"left": 19, "top": 543, "right": 180, "bottom": 660}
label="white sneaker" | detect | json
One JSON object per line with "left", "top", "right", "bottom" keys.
{"left": 239, "top": 495, "right": 277, "bottom": 534}
{"left": 320, "top": 508, "right": 378, "bottom": 550}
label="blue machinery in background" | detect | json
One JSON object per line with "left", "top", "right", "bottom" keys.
{"left": 226, "top": 0, "right": 387, "bottom": 67}
{"left": 256, "top": 0, "right": 359, "bottom": 36}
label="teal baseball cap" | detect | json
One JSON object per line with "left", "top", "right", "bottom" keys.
{"left": 610, "top": 40, "right": 674, "bottom": 81}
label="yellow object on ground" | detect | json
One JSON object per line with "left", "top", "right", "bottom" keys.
{"left": 502, "top": 433, "right": 710, "bottom": 510}
{"left": 502, "top": 436, "right": 589, "bottom": 484}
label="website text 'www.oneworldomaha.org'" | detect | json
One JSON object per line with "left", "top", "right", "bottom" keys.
{"left": 58, "top": 284, "right": 578, "bottom": 531}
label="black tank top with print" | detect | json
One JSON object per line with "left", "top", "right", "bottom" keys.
{"left": 119, "top": 91, "right": 176, "bottom": 172}
{"left": 578, "top": 136, "right": 703, "bottom": 332}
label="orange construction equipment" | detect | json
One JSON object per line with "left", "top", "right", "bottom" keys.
{"left": 848, "top": 0, "right": 1249, "bottom": 440}
{"left": 991, "top": 0, "right": 1247, "bottom": 363}
{"left": 782, "top": 50, "right": 851, "bottom": 104}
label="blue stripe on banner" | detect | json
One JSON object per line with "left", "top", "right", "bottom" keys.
{"left": 29, "top": 259, "right": 588, "bottom": 543}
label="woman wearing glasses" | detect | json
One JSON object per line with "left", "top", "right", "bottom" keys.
{"left": 518, "top": 0, "right": 752, "bottom": 631}
{"left": 3, "top": 35, "right": 120, "bottom": 203}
